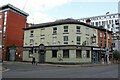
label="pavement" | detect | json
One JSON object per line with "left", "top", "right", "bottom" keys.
{"left": 2, "top": 61, "right": 116, "bottom": 69}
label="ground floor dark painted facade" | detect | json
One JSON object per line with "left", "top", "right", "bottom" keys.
{"left": 23, "top": 45, "right": 113, "bottom": 64}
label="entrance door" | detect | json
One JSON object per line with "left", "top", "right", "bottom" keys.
{"left": 9, "top": 49, "right": 16, "bottom": 61}
{"left": 39, "top": 51, "right": 45, "bottom": 63}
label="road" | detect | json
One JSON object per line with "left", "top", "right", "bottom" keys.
{"left": 2, "top": 62, "right": 119, "bottom": 78}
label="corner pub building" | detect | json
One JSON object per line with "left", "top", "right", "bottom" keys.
{"left": 23, "top": 19, "right": 112, "bottom": 64}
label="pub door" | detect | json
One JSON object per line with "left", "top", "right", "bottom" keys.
{"left": 39, "top": 50, "right": 45, "bottom": 63}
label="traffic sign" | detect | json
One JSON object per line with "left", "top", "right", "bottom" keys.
{"left": 106, "top": 47, "right": 109, "bottom": 55}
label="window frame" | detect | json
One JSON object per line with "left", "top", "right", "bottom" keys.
{"left": 76, "top": 50, "right": 82, "bottom": 58}
{"left": 64, "top": 26, "right": 68, "bottom": 33}
{"left": 52, "top": 50, "right": 58, "bottom": 58}
{"left": 63, "top": 36, "right": 68, "bottom": 44}
{"left": 63, "top": 50, "right": 69, "bottom": 58}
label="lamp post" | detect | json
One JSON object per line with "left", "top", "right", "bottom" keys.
{"left": 106, "top": 12, "right": 110, "bottom": 64}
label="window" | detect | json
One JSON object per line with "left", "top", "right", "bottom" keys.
{"left": 92, "top": 38, "right": 96, "bottom": 43}
{"left": 111, "top": 20, "right": 114, "bottom": 24}
{"left": 53, "top": 27, "right": 57, "bottom": 34}
{"left": 99, "top": 21, "right": 101, "bottom": 25}
{"left": 76, "top": 36, "right": 81, "bottom": 45}
{"left": 113, "top": 15, "right": 115, "bottom": 18}
{"left": 102, "top": 21, "right": 105, "bottom": 26}
{"left": 91, "top": 22, "right": 94, "bottom": 26}
{"left": 115, "top": 19, "right": 119, "bottom": 25}
{"left": 86, "top": 27, "right": 89, "bottom": 35}
{"left": 109, "top": 20, "right": 111, "bottom": 24}
{"left": 52, "top": 37, "right": 57, "bottom": 44}
{"left": 29, "top": 50, "right": 33, "bottom": 58}
{"left": 112, "top": 43, "right": 115, "bottom": 48}
{"left": 100, "top": 32, "right": 102, "bottom": 38}
{"left": 86, "top": 37, "right": 89, "bottom": 45}
{"left": 63, "top": 50, "right": 69, "bottom": 58}
{"left": 30, "top": 30, "right": 34, "bottom": 33}
{"left": 41, "top": 38, "right": 45, "bottom": 43}
{"left": 104, "top": 32, "right": 106, "bottom": 39}
{"left": 64, "top": 26, "right": 68, "bottom": 32}
{"left": 112, "top": 24, "right": 114, "bottom": 28}
{"left": 104, "top": 41, "right": 106, "bottom": 47}
{"left": 100, "top": 42, "right": 102, "bottom": 47}
{"left": 95, "top": 22, "right": 98, "bottom": 26}
{"left": 86, "top": 50, "right": 90, "bottom": 58}
{"left": 41, "top": 28, "right": 45, "bottom": 36}
{"left": 0, "top": 14, "right": 2, "bottom": 19}
{"left": 30, "top": 30, "right": 34, "bottom": 37}
{"left": 63, "top": 36, "right": 68, "bottom": 44}
{"left": 108, "top": 34, "right": 110, "bottom": 39}
{"left": 76, "top": 50, "right": 82, "bottom": 58}
{"left": 76, "top": 26, "right": 81, "bottom": 33}
{"left": 30, "top": 39, "right": 34, "bottom": 46}
{"left": 52, "top": 50, "right": 57, "bottom": 58}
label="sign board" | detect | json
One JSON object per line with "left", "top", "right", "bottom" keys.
{"left": 39, "top": 44, "right": 45, "bottom": 51}
{"left": 106, "top": 47, "right": 109, "bottom": 55}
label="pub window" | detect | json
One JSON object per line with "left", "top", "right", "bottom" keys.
{"left": 63, "top": 50, "right": 69, "bottom": 58}
{"left": 52, "top": 50, "right": 57, "bottom": 58}
{"left": 76, "top": 50, "right": 82, "bottom": 58}
{"left": 86, "top": 50, "right": 90, "bottom": 58}
{"left": 29, "top": 50, "right": 33, "bottom": 58}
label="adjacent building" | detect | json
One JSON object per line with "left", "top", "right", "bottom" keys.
{"left": 23, "top": 18, "right": 112, "bottom": 63}
{"left": 0, "top": 4, "right": 29, "bottom": 61}
{"left": 0, "top": 28, "right": 2, "bottom": 61}
{"left": 78, "top": 13, "right": 120, "bottom": 52}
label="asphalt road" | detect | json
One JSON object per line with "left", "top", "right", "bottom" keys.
{"left": 2, "top": 62, "right": 119, "bottom": 78}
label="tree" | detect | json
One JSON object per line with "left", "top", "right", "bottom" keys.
{"left": 113, "top": 50, "right": 120, "bottom": 62}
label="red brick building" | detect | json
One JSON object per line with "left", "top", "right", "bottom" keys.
{"left": 0, "top": 29, "right": 2, "bottom": 61}
{"left": 98, "top": 28, "right": 113, "bottom": 61}
{"left": 0, "top": 4, "right": 29, "bottom": 61}
{"left": 0, "top": 13, "right": 2, "bottom": 61}
{"left": 98, "top": 30, "right": 112, "bottom": 48}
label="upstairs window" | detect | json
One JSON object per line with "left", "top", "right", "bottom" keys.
{"left": 76, "top": 36, "right": 81, "bottom": 45}
{"left": 76, "top": 26, "right": 81, "bottom": 33}
{"left": 64, "top": 26, "right": 68, "bottom": 33}
{"left": 63, "top": 36, "right": 68, "bottom": 44}
{"left": 100, "top": 32, "right": 103, "bottom": 38}
{"left": 53, "top": 27, "right": 57, "bottom": 35}
{"left": 30, "top": 30, "right": 34, "bottom": 37}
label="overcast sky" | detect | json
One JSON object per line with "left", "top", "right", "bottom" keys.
{"left": 0, "top": 0, "right": 119, "bottom": 24}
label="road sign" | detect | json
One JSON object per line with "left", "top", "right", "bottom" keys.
{"left": 106, "top": 47, "right": 109, "bottom": 55}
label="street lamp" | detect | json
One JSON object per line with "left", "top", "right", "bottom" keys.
{"left": 106, "top": 12, "right": 110, "bottom": 64}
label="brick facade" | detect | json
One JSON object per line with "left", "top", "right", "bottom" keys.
{"left": 0, "top": 4, "right": 28, "bottom": 61}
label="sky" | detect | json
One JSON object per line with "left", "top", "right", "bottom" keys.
{"left": 0, "top": 0, "right": 120, "bottom": 24}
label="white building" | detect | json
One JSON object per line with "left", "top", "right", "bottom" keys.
{"left": 78, "top": 13, "right": 119, "bottom": 33}
{"left": 78, "top": 13, "right": 120, "bottom": 52}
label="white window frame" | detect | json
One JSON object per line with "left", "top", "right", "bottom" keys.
{"left": 64, "top": 26, "right": 68, "bottom": 33}
{"left": 53, "top": 27, "right": 57, "bottom": 34}
{"left": 76, "top": 36, "right": 81, "bottom": 45}
{"left": 63, "top": 36, "right": 68, "bottom": 44}
{"left": 76, "top": 26, "right": 81, "bottom": 33}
